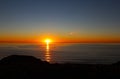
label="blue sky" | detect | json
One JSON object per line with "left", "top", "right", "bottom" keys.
{"left": 0, "top": 0, "right": 120, "bottom": 42}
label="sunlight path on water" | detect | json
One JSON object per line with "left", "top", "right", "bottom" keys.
{"left": 45, "top": 42, "right": 51, "bottom": 62}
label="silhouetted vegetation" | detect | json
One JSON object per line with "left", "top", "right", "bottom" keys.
{"left": 0, "top": 55, "right": 120, "bottom": 79}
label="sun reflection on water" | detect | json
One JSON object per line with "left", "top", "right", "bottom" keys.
{"left": 45, "top": 42, "right": 51, "bottom": 62}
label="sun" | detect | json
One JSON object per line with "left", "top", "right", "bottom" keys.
{"left": 45, "top": 39, "right": 51, "bottom": 43}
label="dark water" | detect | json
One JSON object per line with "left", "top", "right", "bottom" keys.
{"left": 0, "top": 43, "right": 120, "bottom": 64}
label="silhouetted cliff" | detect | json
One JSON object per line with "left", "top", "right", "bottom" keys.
{"left": 0, "top": 55, "right": 120, "bottom": 79}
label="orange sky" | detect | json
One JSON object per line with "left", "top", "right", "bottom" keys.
{"left": 0, "top": 0, "right": 120, "bottom": 44}
{"left": 0, "top": 36, "right": 120, "bottom": 43}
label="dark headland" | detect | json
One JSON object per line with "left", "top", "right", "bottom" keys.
{"left": 0, "top": 55, "right": 120, "bottom": 79}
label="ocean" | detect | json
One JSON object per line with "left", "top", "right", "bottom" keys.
{"left": 0, "top": 43, "right": 120, "bottom": 64}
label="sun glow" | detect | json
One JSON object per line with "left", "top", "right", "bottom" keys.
{"left": 44, "top": 38, "right": 52, "bottom": 62}
{"left": 45, "top": 39, "right": 51, "bottom": 44}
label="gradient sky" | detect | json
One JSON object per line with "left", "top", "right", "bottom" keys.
{"left": 0, "top": 0, "right": 120, "bottom": 43}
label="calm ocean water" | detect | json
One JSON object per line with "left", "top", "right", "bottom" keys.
{"left": 0, "top": 43, "right": 120, "bottom": 64}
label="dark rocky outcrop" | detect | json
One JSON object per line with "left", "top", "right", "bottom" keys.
{"left": 0, "top": 55, "right": 49, "bottom": 65}
{"left": 0, "top": 55, "right": 120, "bottom": 79}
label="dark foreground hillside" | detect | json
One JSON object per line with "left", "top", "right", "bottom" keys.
{"left": 0, "top": 55, "right": 120, "bottom": 79}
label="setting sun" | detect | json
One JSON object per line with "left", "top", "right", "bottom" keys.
{"left": 45, "top": 39, "right": 51, "bottom": 43}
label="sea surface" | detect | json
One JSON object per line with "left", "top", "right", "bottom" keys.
{"left": 0, "top": 43, "right": 120, "bottom": 64}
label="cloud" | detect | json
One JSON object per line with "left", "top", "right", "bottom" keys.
{"left": 69, "top": 32, "right": 77, "bottom": 36}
